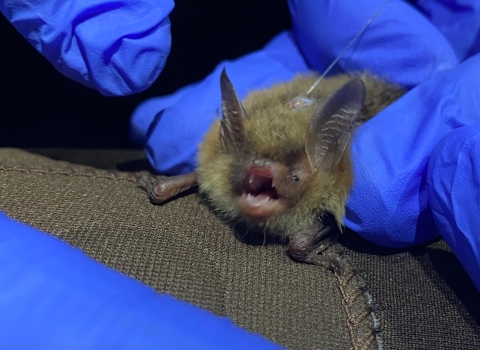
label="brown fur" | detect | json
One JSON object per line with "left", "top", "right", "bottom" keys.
{"left": 197, "top": 72, "right": 404, "bottom": 240}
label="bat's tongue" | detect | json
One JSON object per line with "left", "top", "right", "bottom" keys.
{"left": 240, "top": 167, "right": 280, "bottom": 217}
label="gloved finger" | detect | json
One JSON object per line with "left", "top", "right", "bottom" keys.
{"left": 0, "top": 0, "right": 173, "bottom": 96}
{"left": 344, "top": 53, "right": 480, "bottom": 248}
{"left": 0, "top": 212, "right": 283, "bottom": 349}
{"left": 427, "top": 124, "right": 480, "bottom": 292}
{"left": 414, "top": 0, "right": 480, "bottom": 61}
{"left": 130, "top": 82, "right": 200, "bottom": 146}
{"left": 287, "top": 0, "right": 458, "bottom": 89}
{"left": 143, "top": 30, "right": 310, "bottom": 175}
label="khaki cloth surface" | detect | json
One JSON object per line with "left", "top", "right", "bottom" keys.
{"left": 0, "top": 148, "right": 478, "bottom": 350}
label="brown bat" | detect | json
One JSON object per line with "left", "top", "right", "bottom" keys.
{"left": 145, "top": 69, "right": 404, "bottom": 272}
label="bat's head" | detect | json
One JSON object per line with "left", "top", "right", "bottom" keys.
{"left": 197, "top": 69, "right": 366, "bottom": 239}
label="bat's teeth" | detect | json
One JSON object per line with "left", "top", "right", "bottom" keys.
{"left": 248, "top": 174, "right": 257, "bottom": 186}
{"left": 245, "top": 193, "right": 273, "bottom": 207}
{"left": 255, "top": 197, "right": 270, "bottom": 206}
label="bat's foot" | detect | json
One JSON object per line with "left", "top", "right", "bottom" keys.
{"left": 288, "top": 220, "right": 344, "bottom": 274}
{"left": 291, "top": 247, "right": 345, "bottom": 274}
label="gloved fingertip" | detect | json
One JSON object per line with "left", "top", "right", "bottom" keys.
{"left": 91, "top": 16, "right": 173, "bottom": 96}
{"left": 131, "top": 98, "right": 167, "bottom": 146}
{"left": 2, "top": 0, "right": 174, "bottom": 96}
{"left": 130, "top": 83, "right": 198, "bottom": 146}
{"left": 145, "top": 102, "right": 211, "bottom": 175}
{"left": 427, "top": 124, "right": 480, "bottom": 291}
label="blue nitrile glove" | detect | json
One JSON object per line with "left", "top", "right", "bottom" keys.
{"left": 427, "top": 124, "right": 480, "bottom": 292}
{"left": 416, "top": 0, "right": 480, "bottom": 60}
{"left": 289, "top": 0, "right": 480, "bottom": 291}
{"left": 345, "top": 53, "right": 480, "bottom": 246}
{"left": 0, "top": 212, "right": 283, "bottom": 349}
{"left": 0, "top": 0, "right": 173, "bottom": 96}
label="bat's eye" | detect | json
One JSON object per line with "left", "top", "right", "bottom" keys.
{"left": 292, "top": 175, "right": 299, "bottom": 182}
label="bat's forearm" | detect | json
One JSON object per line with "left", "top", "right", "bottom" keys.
{"left": 149, "top": 172, "right": 198, "bottom": 204}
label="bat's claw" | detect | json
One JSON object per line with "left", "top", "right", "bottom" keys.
{"left": 300, "top": 250, "right": 345, "bottom": 275}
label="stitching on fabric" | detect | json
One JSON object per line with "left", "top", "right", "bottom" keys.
{"left": 0, "top": 165, "right": 156, "bottom": 185}
{"left": 323, "top": 249, "right": 383, "bottom": 350}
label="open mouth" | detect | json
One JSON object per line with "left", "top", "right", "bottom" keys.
{"left": 239, "top": 167, "right": 282, "bottom": 217}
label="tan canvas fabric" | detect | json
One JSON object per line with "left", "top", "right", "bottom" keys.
{"left": 0, "top": 148, "right": 379, "bottom": 349}
{"left": 0, "top": 148, "right": 479, "bottom": 349}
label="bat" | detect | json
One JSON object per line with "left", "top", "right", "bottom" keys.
{"left": 143, "top": 69, "right": 404, "bottom": 273}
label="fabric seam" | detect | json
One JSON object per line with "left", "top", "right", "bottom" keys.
{"left": 324, "top": 249, "right": 383, "bottom": 350}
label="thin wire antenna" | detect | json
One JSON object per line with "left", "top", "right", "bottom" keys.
{"left": 305, "top": 0, "right": 391, "bottom": 95}
{"left": 286, "top": 0, "right": 390, "bottom": 110}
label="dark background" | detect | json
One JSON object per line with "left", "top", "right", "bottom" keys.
{"left": 1, "top": 1, "right": 291, "bottom": 149}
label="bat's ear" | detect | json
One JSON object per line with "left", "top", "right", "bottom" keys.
{"left": 305, "top": 79, "right": 366, "bottom": 172}
{"left": 219, "top": 68, "right": 247, "bottom": 153}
